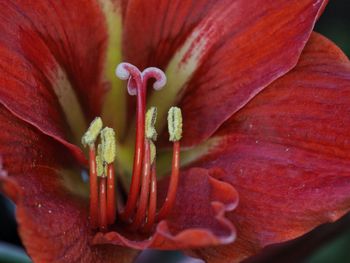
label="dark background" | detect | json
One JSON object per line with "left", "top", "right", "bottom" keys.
{"left": 315, "top": 0, "right": 350, "bottom": 56}
{"left": 0, "top": 1, "right": 349, "bottom": 262}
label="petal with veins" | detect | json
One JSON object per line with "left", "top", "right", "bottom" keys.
{"left": 0, "top": 0, "right": 109, "bottom": 162}
{"left": 190, "top": 33, "right": 350, "bottom": 263}
{"left": 123, "top": 0, "right": 328, "bottom": 146}
{"left": 0, "top": 105, "right": 137, "bottom": 262}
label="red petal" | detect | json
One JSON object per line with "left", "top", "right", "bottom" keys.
{"left": 123, "top": 0, "right": 327, "bottom": 146}
{"left": 0, "top": 0, "right": 109, "bottom": 162}
{"left": 189, "top": 33, "right": 350, "bottom": 262}
{"left": 0, "top": 106, "right": 136, "bottom": 263}
{"left": 93, "top": 167, "right": 238, "bottom": 249}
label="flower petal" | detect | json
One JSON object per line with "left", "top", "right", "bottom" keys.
{"left": 0, "top": 106, "right": 137, "bottom": 263}
{"left": 93, "top": 167, "right": 238, "bottom": 249}
{"left": 188, "top": 33, "right": 350, "bottom": 262}
{"left": 0, "top": 0, "right": 111, "bottom": 161}
{"left": 123, "top": 0, "right": 328, "bottom": 146}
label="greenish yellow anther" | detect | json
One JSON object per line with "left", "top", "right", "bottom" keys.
{"left": 101, "top": 127, "right": 116, "bottom": 164}
{"left": 96, "top": 144, "right": 105, "bottom": 177}
{"left": 149, "top": 140, "right": 156, "bottom": 165}
{"left": 167, "top": 107, "right": 182, "bottom": 142}
{"left": 81, "top": 117, "right": 103, "bottom": 147}
{"left": 145, "top": 107, "right": 158, "bottom": 141}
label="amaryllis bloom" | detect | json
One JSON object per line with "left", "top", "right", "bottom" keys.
{"left": 0, "top": 0, "right": 350, "bottom": 262}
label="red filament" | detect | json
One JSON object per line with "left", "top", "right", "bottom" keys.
{"left": 130, "top": 140, "right": 151, "bottom": 230}
{"left": 107, "top": 164, "right": 116, "bottom": 225}
{"left": 141, "top": 163, "right": 157, "bottom": 232}
{"left": 157, "top": 141, "right": 180, "bottom": 221}
{"left": 89, "top": 146, "right": 98, "bottom": 228}
{"left": 99, "top": 177, "right": 107, "bottom": 232}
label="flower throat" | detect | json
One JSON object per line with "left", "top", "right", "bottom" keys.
{"left": 81, "top": 63, "right": 182, "bottom": 233}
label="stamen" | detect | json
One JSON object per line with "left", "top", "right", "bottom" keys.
{"left": 96, "top": 144, "right": 104, "bottom": 177}
{"left": 116, "top": 63, "right": 166, "bottom": 221}
{"left": 131, "top": 108, "right": 158, "bottom": 231}
{"left": 145, "top": 107, "right": 158, "bottom": 141}
{"left": 88, "top": 146, "right": 98, "bottom": 228}
{"left": 101, "top": 127, "right": 117, "bottom": 225}
{"left": 141, "top": 162, "right": 157, "bottom": 233}
{"left": 149, "top": 140, "right": 156, "bottom": 165}
{"left": 81, "top": 117, "right": 103, "bottom": 147}
{"left": 130, "top": 140, "right": 151, "bottom": 230}
{"left": 96, "top": 147, "right": 108, "bottom": 231}
{"left": 101, "top": 127, "right": 116, "bottom": 164}
{"left": 167, "top": 107, "right": 183, "bottom": 142}
{"left": 106, "top": 164, "right": 116, "bottom": 225}
{"left": 82, "top": 117, "right": 103, "bottom": 228}
{"left": 157, "top": 108, "right": 182, "bottom": 221}
{"left": 99, "top": 176, "right": 108, "bottom": 232}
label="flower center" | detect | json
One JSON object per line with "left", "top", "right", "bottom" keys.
{"left": 81, "top": 63, "right": 183, "bottom": 233}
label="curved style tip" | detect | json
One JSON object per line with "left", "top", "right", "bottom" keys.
{"left": 115, "top": 62, "right": 143, "bottom": 96}
{"left": 142, "top": 67, "right": 167, "bottom": 91}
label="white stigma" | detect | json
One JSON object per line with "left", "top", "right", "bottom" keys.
{"left": 142, "top": 67, "right": 167, "bottom": 91}
{"left": 115, "top": 63, "right": 130, "bottom": 80}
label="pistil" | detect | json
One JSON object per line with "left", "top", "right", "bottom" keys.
{"left": 116, "top": 63, "right": 145, "bottom": 221}
{"left": 116, "top": 63, "right": 166, "bottom": 221}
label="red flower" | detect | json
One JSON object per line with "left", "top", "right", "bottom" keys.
{"left": 0, "top": 0, "right": 350, "bottom": 262}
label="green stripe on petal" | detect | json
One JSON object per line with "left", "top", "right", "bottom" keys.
{"left": 147, "top": 26, "right": 211, "bottom": 133}
{"left": 53, "top": 68, "right": 87, "bottom": 143}
{"left": 99, "top": 0, "right": 125, "bottom": 139}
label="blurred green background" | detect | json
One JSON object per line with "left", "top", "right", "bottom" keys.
{"left": 0, "top": 0, "right": 349, "bottom": 262}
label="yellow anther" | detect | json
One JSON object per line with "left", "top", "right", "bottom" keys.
{"left": 145, "top": 107, "right": 157, "bottom": 141}
{"left": 96, "top": 144, "right": 105, "bottom": 177}
{"left": 101, "top": 127, "right": 116, "bottom": 164}
{"left": 149, "top": 140, "right": 156, "bottom": 165}
{"left": 82, "top": 117, "right": 103, "bottom": 147}
{"left": 167, "top": 107, "right": 182, "bottom": 142}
